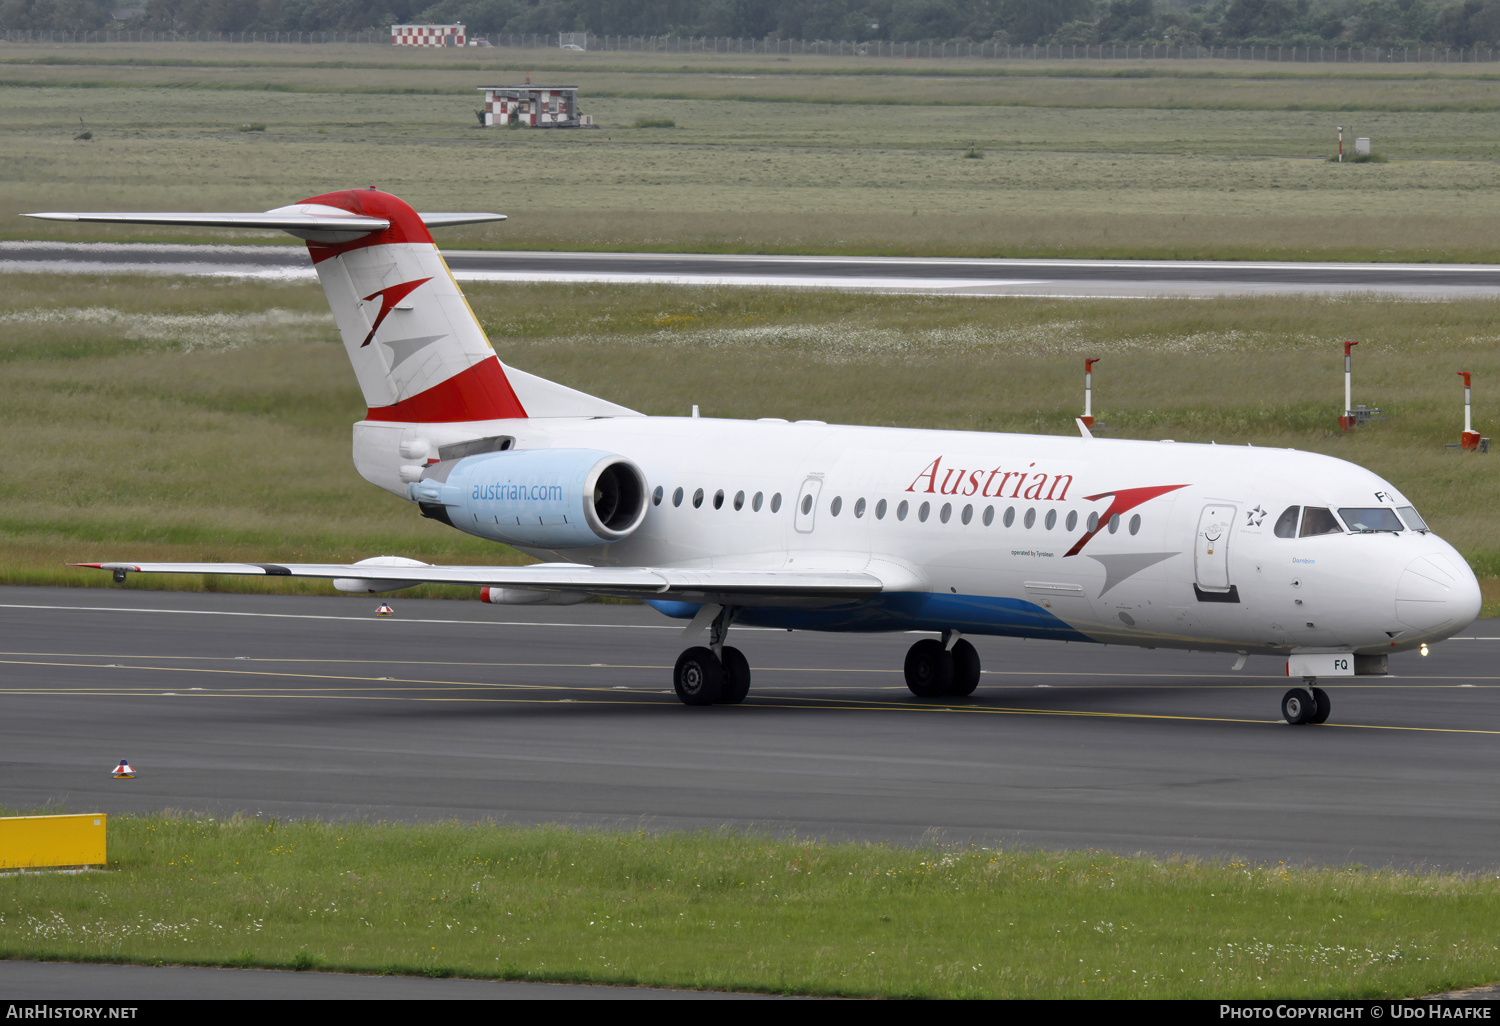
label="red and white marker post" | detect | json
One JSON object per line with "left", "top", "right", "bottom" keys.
{"left": 1338, "top": 340, "right": 1358, "bottom": 431}
{"left": 1081, "top": 357, "right": 1100, "bottom": 428}
{"left": 1458, "top": 371, "right": 1481, "bottom": 450}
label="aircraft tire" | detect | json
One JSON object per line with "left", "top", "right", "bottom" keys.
{"left": 1280, "top": 687, "right": 1315, "bottom": 725}
{"left": 904, "top": 639, "right": 954, "bottom": 698}
{"left": 674, "top": 646, "right": 724, "bottom": 706}
{"left": 1309, "top": 686, "right": 1331, "bottom": 724}
{"left": 949, "top": 639, "right": 981, "bottom": 696}
{"left": 718, "top": 646, "right": 751, "bottom": 705}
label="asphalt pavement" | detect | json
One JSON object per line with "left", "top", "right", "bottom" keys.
{"left": 2, "top": 586, "right": 1496, "bottom": 870}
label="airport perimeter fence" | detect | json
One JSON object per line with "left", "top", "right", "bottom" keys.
{"left": 5, "top": 28, "right": 1500, "bottom": 63}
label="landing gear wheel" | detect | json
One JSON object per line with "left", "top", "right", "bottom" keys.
{"left": 949, "top": 639, "right": 981, "bottom": 697}
{"left": 1309, "top": 686, "right": 1331, "bottom": 725}
{"left": 718, "top": 646, "right": 751, "bottom": 705}
{"left": 674, "top": 646, "right": 724, "bottom": 706}
{"left": 1281, "top": 687, "right": 1315, "bottom": 725}
{"left": 904, "top": 639, "right": 954, "bottom": 698}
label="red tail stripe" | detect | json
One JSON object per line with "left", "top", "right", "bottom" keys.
{"left": 364, "top": 357, "right": 527, "bottom": 423}
{"left": 300, "top": 189, "right": 434, "bottom": 264}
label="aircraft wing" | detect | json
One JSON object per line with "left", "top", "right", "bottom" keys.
{"left": 73, "top": 561, "right": 885, "bottom": 604}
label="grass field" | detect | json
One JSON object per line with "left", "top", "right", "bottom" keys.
{"left": 2, "top": 813, "right": 1498, "bottom": 998}
{"left": 6, "top": 43, "right": 1500, "bottom": 259}
{"left": 2, "top": 274, "right": 1496, "bottom": 609}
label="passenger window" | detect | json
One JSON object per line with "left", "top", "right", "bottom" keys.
{"left": 1003, "top": 506, "right": 1015, "bottom": 528}
{"left": 939, "top": 503, "right": 951, "bottom": 524}
{"left": 1129, "top": 514, "right": 1141, "bottom": 536}
{"left": 1044, "top": 509, "right": 1057, "bottom": 530}
{"left": 733, "top": 490, "right": 745, "bottom": 511}
{"left": 1299, "top": 507, "right": 1343, "bottom": 537}
{"left": 983, "top": 506, "right": 994, "bottom": 526}
{"left": 1107, "top": 514, "right": 1120, "bottom": 534}
{"left": 693, "top": 488, "right": 704, "bottom": 509}
{"left": 897, "top": 499, "right": 909, "bottom": 521}
{"left": 752, "top": 491, "right": 764, "bottom": 512}
{"left": 1023, "top": 508, "right": 1036, "bottom": 529}
{"left": 652, "top": 486, "right": 663, "bottom": 506}
{"left": 854, "top": 497, "right": 866, "bottom": 519}
{"left": 801, "top": 494, "right": 813, "bottom": 515}
{"left": 713, "top": 489, "right": 724, "bottom": 510}
{"left": 1273, "top": 506, "right": 1299, "bottom": 538}
{"left": 830, "top": 496, "right": 843, "bottom": 516}
{"left": 961, "top": 504, "right": 973, "bottom": 525}
{"left": 672, "top": 486, "right": 684, "bottom": 508}
{"left": 918, "top": 501, "right": 931, "bottom": 523}
{"left": 770, "top": 492, "right": 782, "bottom": 513}
{"left": 1086, "top": 512, "right": 1099, "bottom": 532}
{"left": 876, "top": 498, "right": 887, "bottom": 519}
{"left": 1065, "top": 510, "right": 1077, "bottom": 531}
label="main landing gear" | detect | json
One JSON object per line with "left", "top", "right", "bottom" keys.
{"left": 1281, "top": 680, "right": 1331, "bottom": 725}
{"left": 903, "top": 631, "right": 980, "bottom": 699}
{"left": 672, "top": 605, "right": 750, "bottom": 706}
{"left": 669, "top": 613, "right": 983, "bottom": 706}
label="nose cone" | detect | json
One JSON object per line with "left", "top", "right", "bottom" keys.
{"left": 1397, "top": 552, "right": 1482, "bottom": 637}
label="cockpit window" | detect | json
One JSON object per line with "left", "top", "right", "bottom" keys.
{"left": 1338, "top": 507, "right": 1404, "bottom": 533}
{"left": 1398, "top": 506, "right": 1430, "bottom": 533}
{"left": 1298, "top": 507, "right": 1343, "bottom": 537}
{"left": 1273, "top": 506, "right": 1300, "bottom": 539}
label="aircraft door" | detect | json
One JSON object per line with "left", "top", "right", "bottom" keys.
{"left": 793, "top": 475, "right": 823, "bottom": 534}
{"left": 1194, "top": 505, "right": 1236, "bottom": 591}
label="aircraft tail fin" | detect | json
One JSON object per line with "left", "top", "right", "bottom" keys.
{"left": 27, "top": 190, "right": 637, "bottom": 422}
{"left": 294, "top": 188, "right": 527, "bottom": 422}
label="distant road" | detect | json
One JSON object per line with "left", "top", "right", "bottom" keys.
{"left": 6, "top": 241, "right": 1500, "bottom": 298}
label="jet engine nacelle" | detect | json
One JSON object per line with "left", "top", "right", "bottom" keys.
{"left": 407, "top": 448, "right": 649, "bottom": 549}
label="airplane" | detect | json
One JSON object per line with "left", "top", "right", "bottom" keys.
{"left": 28, "top": 189, "right": 1482, "bottom": 725}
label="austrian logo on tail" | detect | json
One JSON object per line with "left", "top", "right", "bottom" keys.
{"left": 359, "top": 277, "right": 432, "bottom": 348}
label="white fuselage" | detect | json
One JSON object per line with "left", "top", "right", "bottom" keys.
{"left": 355, "top": 415, "right": 1482, "bottom": 657}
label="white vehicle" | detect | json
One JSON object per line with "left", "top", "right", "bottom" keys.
{"left": 29, "top": 190, "right": 1482, "bottom": 723}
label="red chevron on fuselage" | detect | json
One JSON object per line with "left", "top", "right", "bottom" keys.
{"left": 1063, "top": 484, "right": 1189, "bottom": 557}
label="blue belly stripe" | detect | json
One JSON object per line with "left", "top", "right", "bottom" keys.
{"left": 646, "top": 593, "right": 1096, "bottom": 643}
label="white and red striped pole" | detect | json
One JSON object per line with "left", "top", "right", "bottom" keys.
{"left": 1339, "top": 340, "right": 1358, "bottom": 430}
{"left": 1082, "top": 357, "right": 1099, "bottom": 427}
{"left": 1459, "top": 371, "right": 1480, "bottom": 450}
{"left": 1337, "top": 125, "right": 1344, "bottom": 163}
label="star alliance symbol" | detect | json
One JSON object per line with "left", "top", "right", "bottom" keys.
{"left": 1247, "top": 505, "right": 1267, "bottom": 527}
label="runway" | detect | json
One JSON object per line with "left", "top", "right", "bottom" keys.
{"left": 2, "top": 585, "right": 1497, "bottom": 871}
{"left": 7, "top": 242, "right": 1500, "bottom": 298}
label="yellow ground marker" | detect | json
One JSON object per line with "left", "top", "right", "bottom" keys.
{"left": 0, "top": 814, "right": 106, "bottom": 871}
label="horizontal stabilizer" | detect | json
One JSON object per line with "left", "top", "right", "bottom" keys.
{"left": 25, "top": 206, "right": 505, "bottom": 243}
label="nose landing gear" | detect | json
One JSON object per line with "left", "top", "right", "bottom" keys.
{"left": 1281, "top": 680, "right": 1331, "bottom": 725}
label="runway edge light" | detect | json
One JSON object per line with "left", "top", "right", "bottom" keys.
{"left": 113, "top": 760, "right": 134, "bottom": 778}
